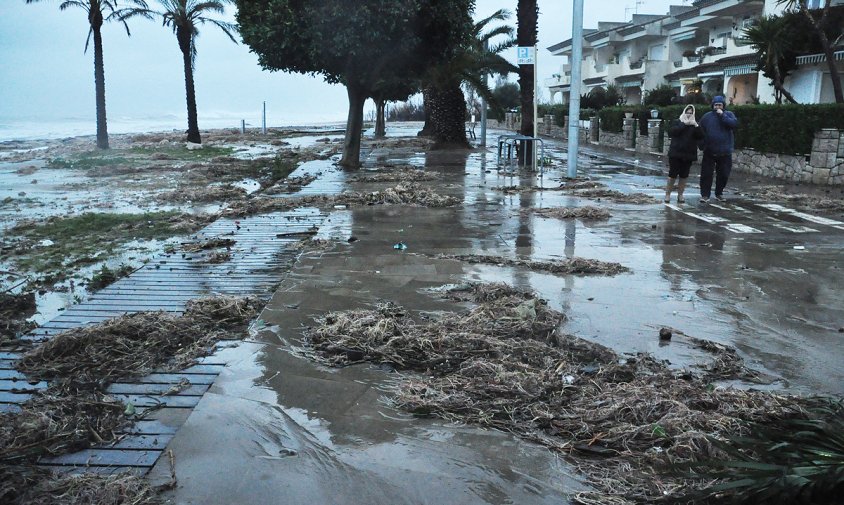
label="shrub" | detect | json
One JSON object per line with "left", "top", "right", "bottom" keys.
{"left": 598, "top": 107, "right": 625, "bottom": 133}
{"left": 731, "top": 103, "right": 844, "bottom": 155}
{"left": 643, "top": 85, "right": 677, "bottom": 107}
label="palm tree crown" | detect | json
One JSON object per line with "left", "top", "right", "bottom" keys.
{"left": 121, "top": 1, "right": 238, "bottom": 143}
{"left": 26, "top": 0, "right": 149, "bottom": 149}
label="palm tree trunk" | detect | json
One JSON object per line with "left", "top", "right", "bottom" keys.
{"left": 92, "top": 25, "right": 109, "bottom": 150}
{"left": 418, "top": 86, "right": 434, "bottom": 137}
{"left": 430, "top": 84, "right": 469, "bottom": 147}
{"left": 340, "top": 86, "right": 366, "bottom": 168}
{"left": 517, "top": 0, "right": 538, "bottom": 139}
{"left": 375, "top": 99, "right": 386, "bottom": 138}
{"left": 178, "top": 29, "right": 201, "bottom": 144}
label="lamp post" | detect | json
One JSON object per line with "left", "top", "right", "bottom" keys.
{"left": 567, "top": 0, "right": 585, "bottom": 178}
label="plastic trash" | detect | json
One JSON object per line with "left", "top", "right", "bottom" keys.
{"left": 393, "top": 242, "right": 408, "bottom": 250}
{"left": 793, "top": 245, "right": 806, "bottom": 250}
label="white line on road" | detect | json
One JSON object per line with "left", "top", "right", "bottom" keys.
{"left": 757, "top": 203, "right": 844, "bottom": 227}
{"left": 664, "top": 204, "right": 762, "bottom": 233}
{"left": 724, "top": 223, "right": 764, "bottom": 234}
{"left": 770, "top": 223, "right": 820, "bottom": 233}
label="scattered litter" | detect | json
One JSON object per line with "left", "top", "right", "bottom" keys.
{"left": 793, "top": 245, "right": 805, "bottom": 250}
{"left": 393, "top": 242, "right": 408, "bottom": 251}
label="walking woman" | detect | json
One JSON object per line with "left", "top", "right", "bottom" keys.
{"left": 665, "top": 104, "right": 703, "bottom": 204}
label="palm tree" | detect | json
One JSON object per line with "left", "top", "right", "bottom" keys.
{"left": 777, "top": 0, "right": 843, "bottom": 103}
{"left": 121, "top": 1, "right": 237, "bottom": 144}
{"left": 421, "top": 9, "right": 517, "bottom": 146}
{"left": 516, "top": 0, "right": 538, "bottom": 138}
{"left": 26, "top": 0, "right": 148, "bottom": 149}
{"left": 740, "top": 15, "right": 799, "bottom": 104}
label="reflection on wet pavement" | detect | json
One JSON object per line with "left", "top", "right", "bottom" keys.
{"left": 156, "top": 125, "right": 842, "bottom": 504}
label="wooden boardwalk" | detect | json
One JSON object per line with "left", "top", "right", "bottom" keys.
{"left": 1, "top": 208, "right": 326, "bottom": 474}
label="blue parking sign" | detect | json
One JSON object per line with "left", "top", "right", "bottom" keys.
{"left": 517, "top": 46, "right": 535, "bottom": 65}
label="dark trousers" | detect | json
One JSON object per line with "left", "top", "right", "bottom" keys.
{"left": 700, "top": 152, "right": 732, "bottom": 198}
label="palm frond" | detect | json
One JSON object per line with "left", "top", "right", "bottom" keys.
{"left": 673, "top": 403, "right": 844, "bottom": 504}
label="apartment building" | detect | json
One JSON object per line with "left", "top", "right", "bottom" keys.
{"left": 546, "top": 0, "right": 844, "bottom": 105}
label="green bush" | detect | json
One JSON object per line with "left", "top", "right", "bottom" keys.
{"left": 730, "top": 103, "right": 844, "bottom": 155}
{"left": 598, "top": 107, "right": 625, "bottom": 133}
{"left": 643, "top": 85, "right": 677, "bottom": 107}
{"left": 598, "top": 103, "right": 844, "bottom": 155}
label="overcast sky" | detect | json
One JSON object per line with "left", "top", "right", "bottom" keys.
{"left": 0, "top": 0, "right": 680, "bottom": 129}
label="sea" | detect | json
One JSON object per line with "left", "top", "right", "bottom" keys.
{"left": 0, "top": 114, "right": 349, "bottom": 143}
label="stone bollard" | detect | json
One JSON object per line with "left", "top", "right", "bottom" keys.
{"left": 623, "top": 117, "right": 636, "bottom": 150}
{"left": 647, "top": 119, "right": 663, "bottom": 153}
{"left": 590, "top": 117, "right": 599, "bottom": 143}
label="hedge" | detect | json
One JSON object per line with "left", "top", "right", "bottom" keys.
{"left": 599, "top": 103, "right": 844, "bottom": 155}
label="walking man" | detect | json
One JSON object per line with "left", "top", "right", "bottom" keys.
{"left": 698, "top": 95, "right": 738, "bottom": 202}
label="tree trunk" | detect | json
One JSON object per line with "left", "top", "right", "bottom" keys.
{"left": 430, "top": 84, "right": 469, "bottom": 148}
{"left": 773, "top": 63, "right": 799, "bottom": 104}
{"left": 179, "top": 29, "right": 201, "bottom": 144}
{"left": 340, "top": 86, "right": 366, "bottom": 168}
{"left": 92, "top": 24, "right": 109, "bottom": 149}
{"left": 418, "top": 86, "right": 434, "bottom": 137}
{"left": 375, "top": 99, "right": 386, "bottom": 138}
{"left": 803, "top": 3, "right": 843, "bottom": 103}
{"left": 517, "top": 0, "right": 538, "bottom": 138}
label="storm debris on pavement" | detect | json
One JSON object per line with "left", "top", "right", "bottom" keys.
{"left": 0, "top": 382, "right": 128, "bottom": 464}
{"left": 181, "top": 237, "right": 236, "bottom": 253}
{"left": 531, "top": 206, "right": 611, "bottom": 220}
{"left": 351, "top": 167, "right": 438, "bottom": 183}
{"left": 742, "top": 185, "right": 844, "bottom": 214}
{"left": 1, "top": 295, "right": 261, "bottom": 503}
{"left": 0, "top": 465, "right": 161, "bottom": 505}
{"left": 264, "top": 174, "right": 318, "bottom": 194}
{"left": 222, "top": 183, "right": 458, "bottom": 218}
{"left": 156, "top": 184, "right": 246, "bottom": 204}
{"left": 302, "top": 283, "right": 829, "bottom": 505}
{"left": 18, "top": 295, "right": 260, "bottom": 382}
{"left": 0, "top": 291, "right": 37, "bottom": 342}
{"left": 437, "top": 254, "right": 630, "bottom": 276}
{"left": 204, "top": 251, "right": 231, "bottom": 264}
{"left": 336, "top": 183, "right": 459, "bottom": 207}
{"left": 564, "top": 187, "right": 656, "bottom": 204}
{"left": 221, "top": 194, "right": 333, "bottom": 217}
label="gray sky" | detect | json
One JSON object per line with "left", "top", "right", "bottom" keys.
{"left": 0, "top": 1, "right": 679, "bottom": 128}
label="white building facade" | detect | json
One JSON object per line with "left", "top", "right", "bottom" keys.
{"left": 546, "top": 0, "right": 844, "bottom": 106}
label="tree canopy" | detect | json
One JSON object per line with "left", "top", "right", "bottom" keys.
{"left": 236, "top": 0, "right": 475, "bottom": 166}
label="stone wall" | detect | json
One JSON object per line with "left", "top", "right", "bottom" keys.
{"left": 515, "top": 116, "right": 843, "bottom": 185}
{"left": 733, "top": 129, "right": 844, "bottom": 185}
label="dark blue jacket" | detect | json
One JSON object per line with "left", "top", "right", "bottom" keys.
{"left": 699, "top": 99, "right": 738, "bottom": 155}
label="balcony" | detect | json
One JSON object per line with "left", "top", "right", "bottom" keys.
{"left": 693, "top": 0, "right": 763, "bottom": 18}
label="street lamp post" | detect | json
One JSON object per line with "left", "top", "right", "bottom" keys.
{"left": 567, "top": 0, "right": 585, "bottom": 178}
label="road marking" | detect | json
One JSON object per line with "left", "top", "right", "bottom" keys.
{"left": 665, "top": 204, "right": 762, "bottom": 233}
{"left": 757, "top": 203, "right": 844, "bottom": 227}
{"left": 770, "top": 223, "right": 819, "bottom": 233}
{"left": 724, "top": 223, "right": 764, "bottom": 234}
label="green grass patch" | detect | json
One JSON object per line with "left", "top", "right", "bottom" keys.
{"left": 2, "top": 212, "right": 208, "bottom": 279}
{"left": 47, "top": 145, "right": 236, "bottom": 170}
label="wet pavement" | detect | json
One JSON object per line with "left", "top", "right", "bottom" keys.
{"left": 150, "top": 125, "right": 843, "bottom": 504}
